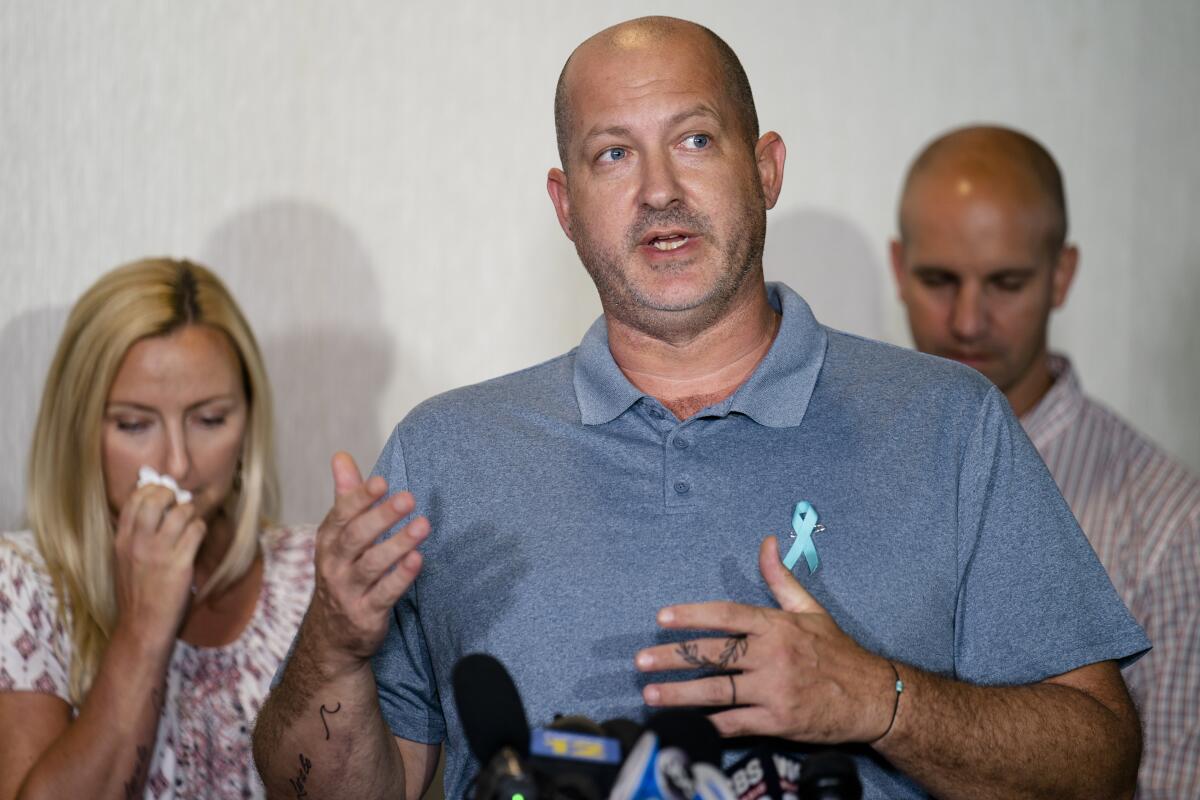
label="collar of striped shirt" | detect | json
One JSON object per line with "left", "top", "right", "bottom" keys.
{"left": 1020, "top": 353, "right": 1085, "bottom": 448}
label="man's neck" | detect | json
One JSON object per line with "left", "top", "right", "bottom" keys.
{"left": 607, "top": 285, "right": 781, "bottom": 421}
{"left": 1005, "top": 350, "right": 1056, "bottom": 418}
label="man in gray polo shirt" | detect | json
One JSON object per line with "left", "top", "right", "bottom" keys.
{"left": 253, "top": 17, "right": 1147, "bottom": 800}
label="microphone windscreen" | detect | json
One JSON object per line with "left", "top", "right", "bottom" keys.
{"left": 799, "top": 752, "right": 861, "bottom": 800}
{"left": 645, "top": 709, "right": 722, "bottom": 767}
{"left": 452, "top": 653, "right": 531, "bottom": 761}
{"left": 549, "top": 714, "right": 607, "bottom": 736}
{"left": 725, "top": 749, "right": 782, "bottom": 800}
{"left": 600, "top": 718, "right": 644, "bottom": 758}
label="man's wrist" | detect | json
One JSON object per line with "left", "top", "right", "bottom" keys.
{"left": 294, "top": 614, "right": 378, "bottom": 685}
{"left": 868, "top": 660, "right": 904, "bottom": 746}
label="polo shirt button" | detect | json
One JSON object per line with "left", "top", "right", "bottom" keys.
{"left": 673, "top": 436, "right": 689, "bottom": 449}
{"left": 649, "top": 408, "right": 663, "bottom": 418}
{"left": 674, "top": 480, "right": 690, "bottom": 494}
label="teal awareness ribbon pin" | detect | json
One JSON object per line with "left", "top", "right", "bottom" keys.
{"left": 782, "top": 500, "right": 822, "bottom": 573}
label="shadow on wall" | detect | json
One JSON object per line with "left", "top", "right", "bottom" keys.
{"left": 0, "top": 306, "right": 70, "bottom": 529}
{"left": 764, "top": 207, "right": 886, "bottom": 341}
{"left": 202, "top": 201, "right": 396, "bottom": 527}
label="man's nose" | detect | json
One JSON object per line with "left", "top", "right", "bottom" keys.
{"left": 637, "top": 150, "right": 684, "bottom": 210}
{"left": 950, "top": 285, "right": 987, "bottom": 341}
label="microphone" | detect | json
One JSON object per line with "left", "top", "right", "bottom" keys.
{"left": 725, "top": 749, "right": 861, "bottom": 800}
{"left": 644, "top": 710, "right": 721, "bottom": 769}
{"left": 725, "top": 750, "right": 782, "bottom": 800}
{"left": 453, "top": 653, "right": 539, "bottom": 800}
{"left": 607, "top": 730, "right": 689, "bottom": 800}
{"left": 530, "top": 715, "right": 623, "bottom": 800}
{"left": 600, "top": 718, "right": 644, "bottom": 760}
{"left": 607, "top": 712, "right": 735, "bottom": 800}
{"left": 797, "top": 753, "right": 861, "bottom": 800}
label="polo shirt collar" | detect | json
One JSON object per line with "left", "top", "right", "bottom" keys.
{"left": 574, "top": 282, "right": 827, "bottom": 428}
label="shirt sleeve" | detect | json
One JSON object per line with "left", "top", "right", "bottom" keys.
{"left": 369, "top": 428, "right": 446, "bottom": 745}
{"left": 952, "top": 387, "right": 1150, "bottom": 685}
{"left": 0, "top": 537, "right": 72, "bottom": 701}
{"left": 1126, "top": 513, "right": 1200, "bottom": 798}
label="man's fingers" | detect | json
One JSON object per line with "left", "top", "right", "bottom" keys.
{"left": 657, "top": 600, "right": 766, "bottom": 635}
{"left": 353, "top": 516, "right": 429, "bottom": 583}
{"left": 322, "top": 470, "right": 391, "bottom": 536}
{"left": 635, "top": 634, "right": 753, "bottom": 674}
{"left": 707, "top": 706, "right": 771, "bottom": 738}
{"left": 331, "top": 491, "right": 416, "bottom": 563}
{"left": 644, "top": 673, "right": 746, "bottom": 709}
{"left": 759, "top": 536, "right": 825, "bottom": 615}
{"left": 365, "top": 549, "right": 424, "bottom": 611}
{"left": 331, "top": 451, "right": 364, "bottom": 497}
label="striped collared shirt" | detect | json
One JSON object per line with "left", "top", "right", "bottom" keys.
{"left": 1022, "top": 355, "right": 1200, "bottom": 799}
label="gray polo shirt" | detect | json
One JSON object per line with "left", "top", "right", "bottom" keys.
{"left": 371, "top": 282, "right": 1147, "bottom": 799}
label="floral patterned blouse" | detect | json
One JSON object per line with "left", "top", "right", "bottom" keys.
{"left": 0, "top": 525, "right": 316, "bottom": 799}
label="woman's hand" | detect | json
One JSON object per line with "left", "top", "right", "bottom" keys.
{"left": 111, "top": 484, "right": 207, "bottom": 646}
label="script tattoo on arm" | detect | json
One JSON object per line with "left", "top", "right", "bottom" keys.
{"left": 319, "top": 702, "right": 342, "bottom": 741}
{"left": 289, "top": 752, "right": 313, "bottom": 798}
{"left": 676, "top": 634, "right": 748, "bottom": 670}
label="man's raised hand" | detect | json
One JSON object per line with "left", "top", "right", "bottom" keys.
{"left": 303, "top": 452, "right": 429, "bottom": 675}
{"left": 635, "top": 536, "right": 896, "bottom": 744}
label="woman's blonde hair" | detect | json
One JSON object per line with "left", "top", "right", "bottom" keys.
{"left": 26, "top": 258, "right": 279, "bottom": 704}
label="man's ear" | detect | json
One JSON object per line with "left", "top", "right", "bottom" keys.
{"left": 889, "top": 239, "right": 908, "bottom": 300}
{"left": 755, "top": 132, "right": 787, "bottom": 209}
{"left": 546, "top": 168, "right": 574, "bottom": 241}
{"left": 1051, "top": 244, "right": 1079, "bottom": 308}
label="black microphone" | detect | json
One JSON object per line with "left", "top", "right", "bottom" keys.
{"left": 725, "top": 748, "right": 783, "bottom": 800}
{"left": 725, "top": 748, "right": 861, "bottom": 800}
{"left": 609, "top": 711, "right": 736, "bottom": 800}
{"left": 600, "top": 718, "right": 644, "bottom": 760}
{"left": 529, "top": 714, "right": 623, "bottom": 800}
{"left": 645, "top": 710, "right": 722, "bottom": 768}
{"left": 453, "top": 653, "right": 538, "bottom": 800}
{"left": 797, "top": 752, "right": 861, "bottom": 800}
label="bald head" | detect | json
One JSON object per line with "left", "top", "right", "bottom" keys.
{"left": 899, "top": 126, "right": 1068, "bottom": 253}
{"left": 553, "top": 16, "right": 759, "bottom": 169}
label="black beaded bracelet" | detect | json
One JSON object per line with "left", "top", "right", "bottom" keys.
{"left": 870, "top": 660, "right": 904, "bottom": 744}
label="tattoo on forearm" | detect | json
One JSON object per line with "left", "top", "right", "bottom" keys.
{"left": 319, "top": 702, "right": 341, "bottom": 740}
{"left": 123, "top": 745, "right": 151, "bottom": 800}
{"left": 676, "top": 634, "right": 749, "bottom": 670}
{"left": 289, "top": 752, "right": 313, "bottom": 798}
{"left": 151, "top": 687, "right": 164, "bottom": 714}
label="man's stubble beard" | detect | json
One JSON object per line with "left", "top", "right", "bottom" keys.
{"left": 571, "top": 181, "right": 768, "bottom": 343}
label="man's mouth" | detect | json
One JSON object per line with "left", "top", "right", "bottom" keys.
{"left": 948, "top": 350, "right": 993, "bottom": 366}
{"left": 640, "top": 229, "right": 697, "bottom": 252}
{"left": 651, "top": 234, "right": 689, "bottom": 251}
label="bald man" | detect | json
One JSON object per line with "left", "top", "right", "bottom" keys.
{"left": 254, "top": 24, "right": 1146, "bottom": 800}
{"left": 892, "top": 125, "right": 1200, "bottom": 798}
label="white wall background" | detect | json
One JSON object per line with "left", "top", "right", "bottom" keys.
{"left": 3, "top": 1, "right": 1198, "bottom": 529}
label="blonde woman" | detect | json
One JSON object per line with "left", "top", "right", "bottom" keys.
{"left": 0, "top": 259, "right": 315, "bottom": 799}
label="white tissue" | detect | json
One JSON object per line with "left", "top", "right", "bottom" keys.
{"left": 136, "top": 466, "right": 193, "bottom": 504}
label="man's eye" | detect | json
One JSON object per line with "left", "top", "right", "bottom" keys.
{"left": 993, "top": 276, "right": 1029, "bottom": 292}
{"left": 917, "top": 274, "right": 954, "bottom": 288}
{"left": 598, "top": 147, "right": 627, "bottom": 162}
{"left": 683, "top": 134, "right": 710, "bottom": 149}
